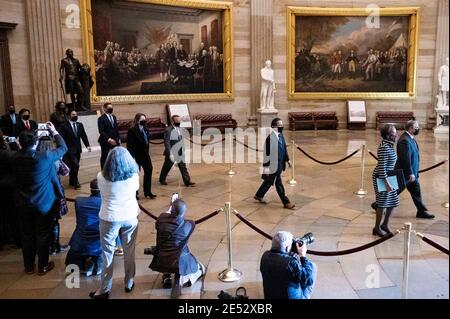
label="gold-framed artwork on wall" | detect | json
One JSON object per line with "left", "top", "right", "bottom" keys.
{"left": 286, "top": 6, "right": 420, "bottom": 100}
{"left": 80, "top": 0, "right": 233, "bottom": 104}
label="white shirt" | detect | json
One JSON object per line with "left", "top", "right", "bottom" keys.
{"left": 406, "top": 131, "right": 415, "bottom": 139}
{"left": 97, "top": 172, "right": 140, "bottom": 222}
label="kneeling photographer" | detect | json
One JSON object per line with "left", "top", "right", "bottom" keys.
{"left": 260, "top": 231, "right": 317, "bottom": 299}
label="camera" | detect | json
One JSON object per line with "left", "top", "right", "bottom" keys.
{"left": 290, "top": 232, "right": 315, "bottom": 253}
{"left": 7, "top": 136, "right": 16, "bottom": 143}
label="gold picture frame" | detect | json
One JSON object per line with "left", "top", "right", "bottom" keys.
{"left": 286, "top": 6, "right": 420, "bottom": 100}
{"left": 80, "top": 0, "right": 233, "bottom": 103}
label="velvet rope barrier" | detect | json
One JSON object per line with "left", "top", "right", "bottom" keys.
{"left": 415, "top": 232, "right": 449, "bottom": 255}
{"left": 296, "top": 145, "right": 360, "bottom": 165}
{"left": 232, "top": 209, "right": 399, "bottom": 256}
{"left": 185, "top": 137, "right": 226, "bottom": 146}
{"left": 149, "top": 140, "right": 165, "bottom": 145}
{"left": 368, "top": 150, "right": 448, "bottom": 174}
{"left": 234, "top": 138, "right": 264, "bottom": 152}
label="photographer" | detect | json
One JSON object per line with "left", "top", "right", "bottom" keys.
{"left": 260, "top": 231, "right": 317, "bottom": 299}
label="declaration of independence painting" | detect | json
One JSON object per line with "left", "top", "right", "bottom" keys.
{"left": 287, "top": 7, "right": 419, "bottom": 99}
{"left": 84, "top": 0, "right": 233, "bottom": 102}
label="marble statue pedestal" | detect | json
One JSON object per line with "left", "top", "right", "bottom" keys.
{"left": 78, "top": 111, "right": 100, "bottom": 149}
{"left": 257, "top": 108, "right": 278, "bottom": 128}
{"left": 434, "top": 107, "right": 449, "bottom": 135}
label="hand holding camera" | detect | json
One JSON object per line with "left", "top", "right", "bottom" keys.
{"left": 290, "top": 232, "right": 315, "bottom": 256}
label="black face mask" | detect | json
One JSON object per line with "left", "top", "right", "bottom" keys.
{"left": 9, "top": 109, "right": 15, "bottom": 114}
{"left": 106, "top": 108, "right": 113, "bottom": 114}
{"left": 22, "top": 115, "right": 30, "bottom": 121}
{"left": 387, "top": 134, "right": 397, "bottom": 142}
{"left": 413, "top": 128, "right": 420, "bottom": 136}
{"left": 59, "top": 106, "right": 66, "bottom": 111}
{"left": 71, "top": 116, "right": 78, "bottom": 122}
{"left": 173, "top": 122, "right": 181, "bottom": 127}
{"left": 139, "top": 120, "right": 146, "bottom": 127}
{"left": 277, "top": 127, "right": 284, "bottom": 133}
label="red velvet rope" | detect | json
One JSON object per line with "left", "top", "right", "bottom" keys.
{"left": 296, "top": 146, "right": 360, "bottom": 165}
{"left": 420, "top": 236, "right": 449, "bottom": 255}
{"left": 368, "top": 151, "right": 447, "bottom": 174}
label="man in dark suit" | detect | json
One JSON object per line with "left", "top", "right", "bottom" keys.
{"left": 127, "top": 113, "right": 157, "bottom": 199}
{"left": 14, "top": 108, "right": 38, "bottom": 137}
{"left": 396, "top": 120, "right": 434, "bottom": 219}
{"left": 254, "top": 118, "right": 295, "bottom": 209}
{"left": 0, "top": 105, "right": 20, "bottom": 137}
{"left": 150, "top": 199, "right": 205, "bottom": 299}
{"left": 65, "top": 178, "right": 102, "bottom": 276}
{"left": 97, "top": 103, "right": 120, "bottom": 169}
{"left": 159, "top": 115, "right": 195, "bottom": 187}
{"left": 13, "top": 123, "right": 68, "bottom": 275}
{"left": 60, "top": 110, "right": 91, "bottom": 189}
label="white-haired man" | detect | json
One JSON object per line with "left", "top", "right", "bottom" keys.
{"left": 260, "top": 231, "right": 317, "bottom": 299}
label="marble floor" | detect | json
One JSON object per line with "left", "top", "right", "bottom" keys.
{"left": 0, "top": 129, "right": 448, "bottom": 299}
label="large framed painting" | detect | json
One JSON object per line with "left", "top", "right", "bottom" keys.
{"left": 286, "top": 7, "right": 420, "bottom": 100}
{"left": 80, "top": 0, "right": 233, "bottom": 103}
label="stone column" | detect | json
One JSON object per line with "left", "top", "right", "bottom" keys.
{"left": 433, "top": 0, "right": 449, "bottom": 134}
{"left": 248, "top": 0, "right": 273, "bottom": 127}
{"left": 25, "top": 0, "right": 63, "bottom": 122}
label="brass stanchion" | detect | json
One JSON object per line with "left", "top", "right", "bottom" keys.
{"left": 288, "top": 140, "right": 297, "bottom": 186}
{"left": 442, "top": 202, "right": 449, "bottom": 208}
{"left": 402, "top": 222, "right": 412, "bottom": 299}
{"left": 226, "top": 133, "right": 236, "bottom": 176}
{"left": 354, "top": 145, "right": 367, "bottom": 196}
{"left": 218, "top": 202, "right": 242, "bottom": 282}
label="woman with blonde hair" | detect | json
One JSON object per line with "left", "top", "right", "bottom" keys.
{"left": 90, "top": 146, "right": 140, "bottom": 299}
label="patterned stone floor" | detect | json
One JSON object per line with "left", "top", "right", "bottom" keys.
{"left": 0, "top": 129, "right": 448, "bottom": 299}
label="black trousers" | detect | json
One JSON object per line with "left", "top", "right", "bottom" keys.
{"left": 137, "top": 156, "right": 153, "bottom": 196}
{"left": 18, "top": 205, "right": 55, "bottom": 269}
{"left": 400, "top": 179, "right": 427, "bottom": 213}
{"left": 159, "top": 157, "right": 191, "bottom": 186}
{"left": 63, "top": 152, "right": 81, "bottom": 185}
{"left": 100, "top": 143, "right": 113, "bottom": 169}
{"left": 256, "top": 174, "right": 290, "bottom": 205}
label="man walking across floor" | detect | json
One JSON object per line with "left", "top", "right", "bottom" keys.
{"left": 254, "top": 118, "right": 295, "bottom": 209}
{"left": 97, "top": 103, "right": 120, "bottom": 169}
{"left": 159, "top": 115, "right": 195, "bottom": 187}
{"left": 60, "top": 109, "right": 91, "bottom": 189}
{"left": 371, "top": 120, "right": 434, "bottom": 219}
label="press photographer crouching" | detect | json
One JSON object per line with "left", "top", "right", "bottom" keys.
{"left": 148, "top": 198, "right": 206, "bottom": 299}
{"left": 260, "top": 231, "right": 317, "bottom": 299}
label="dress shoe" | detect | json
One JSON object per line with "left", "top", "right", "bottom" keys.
{"left": 416, "top": 211, "right": 435, "bottom": 219}
{"left": 114, "top": 247, "right": 124, "bottom": 256}
{"left": 185, "top": 182, "right": 196, "bottom": 187}
{"left": 372, "top": 227, "right": 387, "bottom": 237}
{"left": 89, "top": 291, "right": 110, "bottom": 299}
{"left": 163, "top": 277, "right": 172, "bottom": 289}
{"left": 25, "top": 265, "right": 35, "bottom": 275}
{"left": 160, "top": 181, "right": 168, "bottom": 185}
{"left": 283, "top": 202, "right": 296, "bottom": 210}
{"left": 145, "top": 193, "right": 157, "bottom": 199}
{"left": 74, "top": 183, "right": 81, "bottom": 190}
{"left": 371, "top": 202, "right": 378, "bottom": 211}
{"left": 51, "top": 244, "right": 70, "bottom": 255}
{"left": 254, "top": 196, "right": 267, "bottom": 204}
{"left": 37, "top": 261, "right": 55, "bottom": 276}
{"left": 125, "top": 282, "right": 135, "bottom": 293}
{"left": 380, "top": 225, "right": 391, "bottom": 234}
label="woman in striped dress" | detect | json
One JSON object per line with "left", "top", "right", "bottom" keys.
{"left": 372, "top": 124, "right": 398, "bottom": 237}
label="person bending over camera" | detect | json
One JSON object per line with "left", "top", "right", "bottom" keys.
{"left": 260, "top": 231, "right": 317, "bottom": 299}
{"left": 149, "top": 199, "right": 206, "bottom": 299}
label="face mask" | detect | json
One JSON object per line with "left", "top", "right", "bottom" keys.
{"left": 139, "top": 120, "right": 146, "bottom": 127}
{"left": 173, "top": 122, "right": 181, "bottom": 127}
{"left": 59, "top": 106, "right": 66, "bottom": 111}
{"left": 106, "top": 108, "right": 113, "bottom": 114}
{"left": 71, "top": 116, "right": 78, "bottom": 122}
{"left": 388, "top": 134, "right": 397, "bottom": 142}
{"left": 22, "top": 115, "right": 30, "bottom": 121}
{"left": 413, "top": 128, "right": 420, "bottom": 136}
{"left": 277, "top": 127, "right": 284, "bottom": 133}
{"left": 9, "top": 109, "right": 15, "bottom": 114}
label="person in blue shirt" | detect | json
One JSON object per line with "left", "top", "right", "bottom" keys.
{"left": 260, "top": 231, "right": 317, "bottom": 299}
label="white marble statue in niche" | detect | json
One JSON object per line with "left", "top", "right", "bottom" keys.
{"left": 260, "top": 60, "right": 276, "bottom": 110}
{"left": 437, "top": 57, "right": 449, "bottom": 109}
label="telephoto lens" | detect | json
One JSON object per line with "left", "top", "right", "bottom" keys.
{"left": 291, "top": 232, "right": 315, "bottom": 253}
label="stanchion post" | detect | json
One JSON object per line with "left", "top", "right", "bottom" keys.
{"left": 354, "top": 144, "right": 368, "bottom": 196}
{"left": 442, "top": 201, "right": 449, "bottom": 208}
{"left": 402, "top": 222, "right": 412, "bottom": 299}
{"left": 218, "top": 202, "right": 242, "bottom": 282}
{"left": 227, "top": 133, "right": 236, "bottom": 176}
{"left": 288, "top": 140, "right": 297, "bottom": 186}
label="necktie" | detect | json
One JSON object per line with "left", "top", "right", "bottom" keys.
{"left": 109, "top": 115, "right": 114, "bottom": 127}
{"left": 73, "top": 122, "right": 78, "bottom": 136}
{"left": 25, "top": 121, "right": 30, "bottom": 130}
{"left": 11, "top": 114, "right": 16, "bottom": 125}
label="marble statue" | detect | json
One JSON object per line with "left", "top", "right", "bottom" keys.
{"left": 260, "top": 60, "right": 276, "bottom": 110}
{"left": 437, "top": 57, "right": 449, "bottom": 108}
